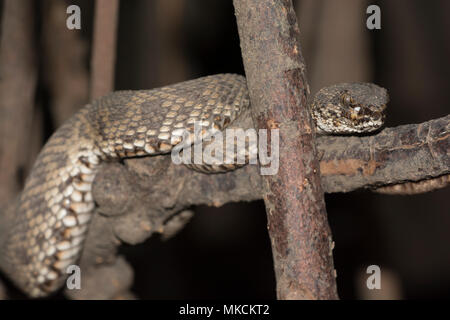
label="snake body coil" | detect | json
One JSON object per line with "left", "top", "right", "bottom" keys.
{"left": 0, "top": 74, "right": 388, "bottom": 297}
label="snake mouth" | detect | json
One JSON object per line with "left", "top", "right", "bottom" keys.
{"left": 368, "top": 110, "right": 385, "bottom": 122}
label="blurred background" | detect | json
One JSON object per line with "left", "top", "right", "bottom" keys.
{"left": 0, "top": 0, "right": 449, "bottom": 299}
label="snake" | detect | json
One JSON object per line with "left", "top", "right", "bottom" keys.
{"left": 0, "top": 74, "right": 389, "bottom": 297}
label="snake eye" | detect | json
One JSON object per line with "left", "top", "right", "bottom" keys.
{"left": 341, "top": 92, "right": 353, "bottom": 106}
{"left": 349, "top": 105, "right": 361, "bottom": 120}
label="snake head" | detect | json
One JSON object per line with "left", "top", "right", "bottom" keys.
{"left": 312, "top": 83, "right": 389, "bottom": 134}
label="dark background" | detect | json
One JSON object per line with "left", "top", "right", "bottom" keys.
{"left": 0, "top": 0, "right": 449, "bottom": 299}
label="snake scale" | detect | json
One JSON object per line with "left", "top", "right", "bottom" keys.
{"left": 0, "top": 74, "right": 389, "bottom": 297}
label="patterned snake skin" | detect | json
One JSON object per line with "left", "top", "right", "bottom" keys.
{"left": 0, "top": 74, "right": 388, "bottom": 297}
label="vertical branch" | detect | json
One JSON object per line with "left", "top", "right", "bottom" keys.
{"left": 41, "top": 0, "right": 90, "bottom": 127}
{"left": 299, "top": 0, "right": 372, "bottom": 94}
{"left": 0, "top": 0, "right": 37, "bottom": 208}
{"left": 154, "top": 0, "right": 188, "bottom": 84}
{"left": 90, "top": 0, "right": 120, "bottom": 99}
{"left": 233, "top": 0, "right": 338, "bottom": 299}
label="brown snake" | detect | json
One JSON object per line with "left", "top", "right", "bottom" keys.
{"left": 0, "top": 74, "right": 389, "bottom": 297}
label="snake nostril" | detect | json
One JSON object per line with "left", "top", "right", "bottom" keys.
{"left": 374, "top": 111, "right": 385, "bottom": 121}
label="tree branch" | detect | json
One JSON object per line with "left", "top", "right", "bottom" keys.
{"left": 90, "top": 0, "right": 120, "bottom": 99}
{"left": 233, "top": 0, "right": 338, "bottom": 299}
{"left": 0, "top": 0, "right": 37, "bottom": 208}
{"left": 67, "top": 114, "right": 449, "bottom": 299}
{"left": 41, "top": 0, "right": 90, "bottom": 126}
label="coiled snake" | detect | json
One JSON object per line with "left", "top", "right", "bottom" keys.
{"left": 0, "top": 74, "right": 388, "bottom": 297}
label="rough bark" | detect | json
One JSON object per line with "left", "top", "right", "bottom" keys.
{"left": 66, "top": 114, "right": 449, "bottom": 298}
{"left": 232, "top": 0, "right": 338, "bottom": 299}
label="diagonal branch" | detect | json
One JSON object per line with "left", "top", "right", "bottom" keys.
{"left": 69, "top": 114, "right": 449, "bottom": 299}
